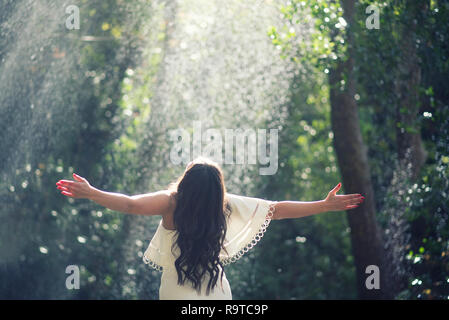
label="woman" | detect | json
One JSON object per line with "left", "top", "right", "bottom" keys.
{"left": 55, "top": 157, "right": 364, "bottom": 299}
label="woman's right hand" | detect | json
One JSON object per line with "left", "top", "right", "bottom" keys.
{"left": 323, "top": 182, "right": 364, "bottom": 211}
{"left": 56, "top": 173, "right": 94, "bottom": 199}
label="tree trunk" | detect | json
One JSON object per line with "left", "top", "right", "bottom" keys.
{"left": 394, "top": 0, "right": 427, "bottom": 180}
{"left": 329, "top": 0, "right": 392, "bottom": 299}
{"left": 380, "top": 0, "right": 429, "bottom": 298}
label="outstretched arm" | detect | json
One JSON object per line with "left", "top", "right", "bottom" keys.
{"left": 56, "top": 173, "right": 172, "bottom": 216}
{"left": 272, "top": 183, "right": 364, "bottom": 220}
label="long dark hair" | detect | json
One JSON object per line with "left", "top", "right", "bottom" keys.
{"left": 169, "top": 157, "right": 230, "bottom": 295}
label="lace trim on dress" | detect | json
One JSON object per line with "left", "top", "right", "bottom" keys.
{"left": 220, "top": 201, "right": 276, "bottom": 266}
{"left": 143, "top": 254, "right": 164, "bottom": 272}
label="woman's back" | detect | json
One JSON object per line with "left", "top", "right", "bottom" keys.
{"left": 156, "top": 220, "right": 233, "bottom": 299}
{"left": 143, "top": 192, "right": 276, "bottom": 299}
{"left": 145, "top": 190, "right": 233, "bottom": 299}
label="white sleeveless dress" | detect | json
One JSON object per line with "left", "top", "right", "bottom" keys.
{"left": 142, "top": 193, "right": 277, "bottom": 300}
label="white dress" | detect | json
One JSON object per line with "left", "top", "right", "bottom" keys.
{"left": 142, "top": 193, "right": 276, "bottom": 300}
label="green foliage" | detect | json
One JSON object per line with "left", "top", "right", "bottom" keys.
{"left": 0, "top": 0, "right": 160, "bottom": 299}
{"left": 269, "top": 0, "right": 449, "bottom": 299}
{"left": 268, "top": 0, "right": 346, "bottom": 71}
{"left": 398, "top": 107, "right": 449, "bottom": 300}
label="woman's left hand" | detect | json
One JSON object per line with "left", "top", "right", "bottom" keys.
{"left": 324, "top": 183, "right": 364, "bottom": 211}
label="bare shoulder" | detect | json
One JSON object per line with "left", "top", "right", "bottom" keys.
{"left": 165, "top": 189, "right": 177, "bottom": 213}
{"left": 152, "top": 190, "right": 177, "bottom": 214}
{"left": 162, "top": 190, "right": 177, "bottom": 229}
{"left": 129, "top": 189, "right": 176, "bottom": 216}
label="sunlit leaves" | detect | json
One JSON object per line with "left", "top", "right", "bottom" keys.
{"left": 270, "top": 0, "right": 346, "bottom": 74}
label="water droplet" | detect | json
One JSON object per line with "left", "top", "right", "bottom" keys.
{"left": 39, "top": 246, "right": 48, "bottom": 254}
{"left": 127, "top": 268, "right": 136, "bottom": 275}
